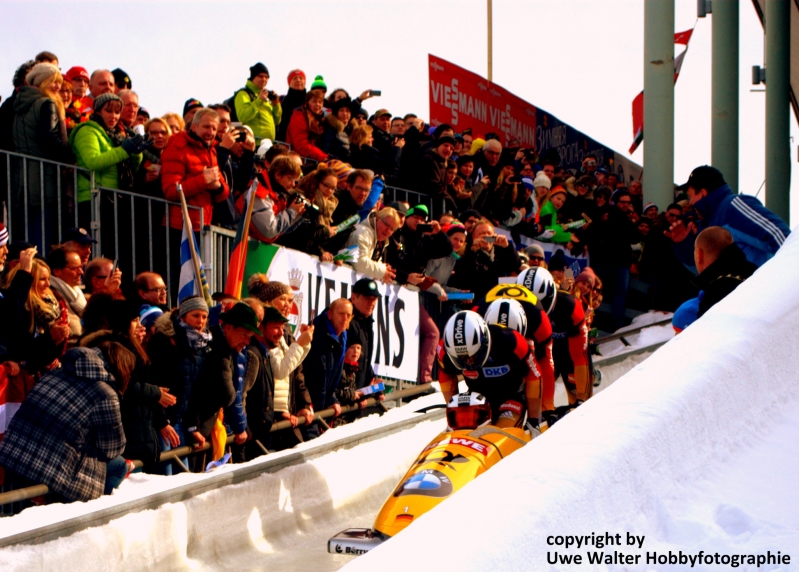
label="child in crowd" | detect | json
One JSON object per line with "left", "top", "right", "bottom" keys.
{"left": 333, "top": 336, "right": 366, "bottom": 426}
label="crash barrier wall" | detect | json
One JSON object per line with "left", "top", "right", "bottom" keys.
{"left": 342, "top": 231, "right": 799, "bottom": 572}
{"left": 0, "top": 383, "right": 435, "bottom": 516}
{"left": 0, "top": 394, "right": 446, "bottom": 564}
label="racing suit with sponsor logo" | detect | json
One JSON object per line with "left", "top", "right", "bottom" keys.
{"left": 437, "top": 325, "right": 540, "bottom": 428}
{"left": 548, "top": 289, "right": 590, "bottom": 409}
{"left": 473, "top": 284, "right": 554, "bottom": 426}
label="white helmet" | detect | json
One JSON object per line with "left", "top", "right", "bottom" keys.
{"left": 484, "top": 298, "right": 527, "bottom": 336}
{"left": 518, "top": 267, "right": 557, "bottom": 314}
{"left": 443, "top": 311, "right": 491, "bottom": 370}
{"left": 446, "top": 392, "right": 492, "bottom": 430}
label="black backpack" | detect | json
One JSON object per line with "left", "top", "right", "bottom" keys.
{"left": 224, "top": 87, "right": 252, "bottom": 122}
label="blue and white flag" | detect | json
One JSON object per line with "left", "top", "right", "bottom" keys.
{"left": 178, "top": 226, "right": 206, "bottom": 303}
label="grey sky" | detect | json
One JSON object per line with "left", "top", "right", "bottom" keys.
{"left": 1, "top": 0, "right": 795, "bottom": 224}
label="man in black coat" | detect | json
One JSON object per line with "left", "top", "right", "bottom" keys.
{"left": 595, "top": 190, "right": 641, "bottom": 329}
{"left": 385, "top": 204, "right": 453, "bottom": 286}
{"left": 185, "top": 303, "right": 259, "bottom": 449}
{"left": 348, "top": 278, "right": 381, "bottom": 390}
{"left": 692, "top": 226, "right": 756, "bottom": 317}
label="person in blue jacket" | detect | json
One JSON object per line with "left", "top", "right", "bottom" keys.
{"left": 667, "top": 166, "right": 790, "bottom": 270}
{"left": 302, "top": 298, "right": 353, "bottom": 439}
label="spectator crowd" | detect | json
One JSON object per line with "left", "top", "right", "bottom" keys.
{"left": 0, "top": 50, "right": 790, "bottom": 507}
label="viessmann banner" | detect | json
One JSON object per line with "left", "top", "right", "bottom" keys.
{"left": 428, "top": 54, "right": 642, "bottom": 184}
{"left": 241, "top": 243, "right": 420, "bottom": 382}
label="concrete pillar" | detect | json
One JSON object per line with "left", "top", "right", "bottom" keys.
{"left": 711, "top": 0, "right": 739, "bottom": 193}
{"left": 643, "top": 0, "right": 675, "bottom": 210}
{"left": 765, "top": 0, "right": 790, "bottom": 220}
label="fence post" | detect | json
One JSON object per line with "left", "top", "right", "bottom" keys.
{"left": 91, "top": 187, "right": 102, "bottom": 255}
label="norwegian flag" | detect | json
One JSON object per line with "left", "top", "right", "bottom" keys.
{"left": 629, "top": 28, "right": 695, "bottom": 154}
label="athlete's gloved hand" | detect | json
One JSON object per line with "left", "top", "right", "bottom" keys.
{"left": 542, "top": 409, "right": 559, "bottom": 429}
{"left": 525, "top": 419, "right": 541, "bottom": 439}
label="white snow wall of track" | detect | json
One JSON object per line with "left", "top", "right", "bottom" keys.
{"left": 0, "top": 420, "right": 444, "bottom": 571}
{"left": 343, "top": 231, "right": 799, "bottom": 572}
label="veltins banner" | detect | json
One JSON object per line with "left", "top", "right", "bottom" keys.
{"left": 428, "top": 54, "right": 642, "bottom": 184}
{"left": 243, "top": 243, "right": 420, "bottom": 382}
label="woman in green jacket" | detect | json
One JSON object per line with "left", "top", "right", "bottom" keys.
{"left": 69, "top": 93, "right": 150, "bottom": 255}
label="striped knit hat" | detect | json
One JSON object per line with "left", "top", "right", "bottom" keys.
{"left": 139, "top": 305, "right": 164, "bottom": 329}
{"left": 0, "top": 223, "right": 8, "bottom": 247}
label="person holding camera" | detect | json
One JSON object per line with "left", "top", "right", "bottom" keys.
{"left": 234, "top": 63, "right": 282, "bottom": 145}
{"left": 277, "top": 167, "right": 341, "bottom": 261}
{"left": 449, "top": 220, "right": 521, "bottom": 301}
{"left": 247, "top": 155, "right": 305, "bottom": 244}
{"left": 286, "top": 90, "right": 328, "bottom": 162}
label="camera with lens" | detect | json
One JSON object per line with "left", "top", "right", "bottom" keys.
{"left": 292, "top": 193, "right": 319, "bottom": 215}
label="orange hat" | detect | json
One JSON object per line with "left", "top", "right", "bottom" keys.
{"left": 549, "top": 186, "right": 567, "bottom": 198}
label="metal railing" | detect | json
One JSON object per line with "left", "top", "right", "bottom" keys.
{"left": 90, "top": 186, "right": 204, "bottom": 307}
{"left": 0, "top": 383, "right": 434, "bottom": 514}
{"left": 1, "top": 150, "right": 94, "bottom": 251}
{"left": 207, "top": 225, "right": 236, "bottom": 295}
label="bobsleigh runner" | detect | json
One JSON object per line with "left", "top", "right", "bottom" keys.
{"left": 328, "top": 392, "right": 532, "bottom": 556}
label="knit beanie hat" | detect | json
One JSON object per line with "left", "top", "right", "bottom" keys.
{"left": 249, "top": 62, "right": 269, "bottom": 79}
{"left": 533, "top": 171, "right": 551, "bottom": 189}
{"left": 643, "top": 202, "right": 657, "bottom": 215}
{"left": 182, "top": 98, "right": 203, "bottom": 117}
{"left": 323, "top": 159, "right": 354, "bottom": 182}
{"left": 247, "top": 273, "right": 292, "bottom": 303}
{"left": 287, "top": 69, "right": 306, "bottom": 85}
{"left": 139, "top": 305, "right": 164, "bottom": 329}
{"left": 111, "top": 68, "right": 131, "bottom": 90}
{"left": 0, "top": 223, "right": 8, "bottom": 247}
{"left": 549, "top": 186, "right": 567, "bottom": 199}
{"left": 548, "top": 250, "right": 568, "bottom": 272}
{"left": 93, "top": 92, "right": 122, "bottom": 113}
{"left": 310, "top": 75, "right": 327, "bottom": 91}
{"left": 178, "top": 296, "right": 209, "bottom": 318}
{"left": 524, "top": 244, "right": 545, "bottom": 259}
{"left": 574, "top": 269, "right": 596, "bottom": 287}
{"left": 25, "top": 63, "right": 59, "bottom": 88}
{"left": 436, "top": 135, "right": 457, "bottom": 148}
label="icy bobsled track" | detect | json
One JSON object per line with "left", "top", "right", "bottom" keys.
{"left": 343, "top": 232, "right": 799, "bottom": 572}
{"left": 0, "top": 320, "right": 670, "bottom": 572}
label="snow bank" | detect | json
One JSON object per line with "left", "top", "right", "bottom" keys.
{"left": 344, "top": 232, "right": 799, "bottom": 572}
{"left": 0, "top": 415, "right": 445, "bottom": 572}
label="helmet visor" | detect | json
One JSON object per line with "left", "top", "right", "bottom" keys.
{"left": 447, "top": 405, "right": 492, "bottom": 430}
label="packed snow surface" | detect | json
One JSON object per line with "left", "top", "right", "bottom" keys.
{"left": 343, "top": 231, "right": 799, "bottom": 571}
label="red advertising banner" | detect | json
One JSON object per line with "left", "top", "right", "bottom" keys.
{"left": 428, "top": 54, "right": 537, "bottom": 147}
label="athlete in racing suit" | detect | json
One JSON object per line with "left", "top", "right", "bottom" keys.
{"left": 473, "top": 284, "right": 556, "bottom": 428}
{"left": 548, "top": 287, "right": 591, "bottom": 418}
{"left": 437, "top": 324, "right": 541, "bottom": 430}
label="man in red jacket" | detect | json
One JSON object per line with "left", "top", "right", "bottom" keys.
{"left": 161, "top": 107, "right": 230, "bottom": 295}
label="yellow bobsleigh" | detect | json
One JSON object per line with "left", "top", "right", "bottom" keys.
{"left": 328, "top": 392, "right": 531, "bottom": 555}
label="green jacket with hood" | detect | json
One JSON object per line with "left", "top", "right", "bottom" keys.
{"left": 69, "top": 119, "right": 142, "bottom": 203}
{"left": 234, "top": 80, "right": 282, "bottom": 143}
